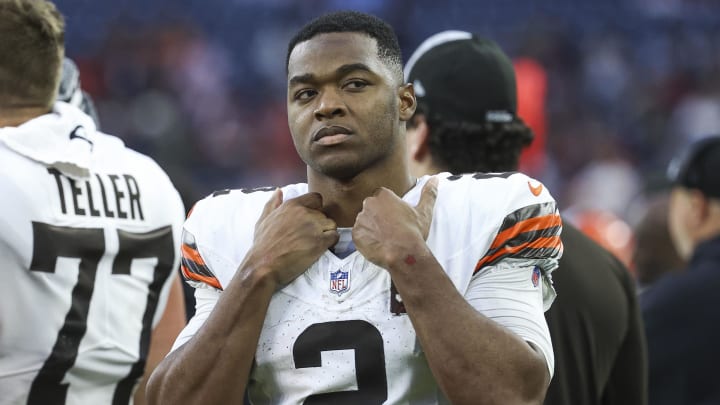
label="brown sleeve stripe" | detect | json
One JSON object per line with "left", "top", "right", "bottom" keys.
{"left": 489, "top": 224, "right": 562, "bottom": 253}
{"left": 475, "top": 236, "right": 562, "bottom": 272}
{"left": 474, "top": 202, "right": 562, "bottom": 273}
{"left": 182, "top": 242, "right": 207, "bottom": 266}
{"left": 489, "top": 214, "right": 562, "bottom": 250}
{"left": 475, "top": 245, "right": 563, "bottom": 273}
{"left": 181, "top": 252, "right": 215, "bottom": 279}
{"left": 497, "top": 202, "right": 558, "bottom": 232}
{"left": 181, "top": 263, "right": 222, "bottom": 290}
{"left": 180, "top": 230, "right": 222, "bottom": 290}
{"left": 181, "top": 250, "right": 222, "bottom": 290}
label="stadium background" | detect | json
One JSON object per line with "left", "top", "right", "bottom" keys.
{"left": 55, "top": 0, "right": 720, "bottom": 269}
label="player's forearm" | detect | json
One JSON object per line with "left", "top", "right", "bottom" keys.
{"left": 387, "top": 244, "right": 549, "bottom": 405}
{"left": 146, "top": 265, "right": 276, "bottom": 405}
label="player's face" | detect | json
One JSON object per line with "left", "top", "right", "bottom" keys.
{"left": 287, "top": 32, "right": 414, "bottom": 180}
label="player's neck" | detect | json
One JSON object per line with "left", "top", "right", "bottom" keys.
{"left": 0, "top": 106, "right": 50, "bottom": 128}
{"left": 308, "top": 162, "right": 416, "bottom": 228}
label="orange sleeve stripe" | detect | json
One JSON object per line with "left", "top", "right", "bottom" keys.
{"left": 181, "top": 264, "right": 222, "bottom": 290}
{"left": 491, "top": 213, "right": 562, "bottom": 250}
{"left": 181, "top": 243, "right": 207, "bottom": 266}
{"left": 475, "top": 235, "right": 562, "bottom": 271}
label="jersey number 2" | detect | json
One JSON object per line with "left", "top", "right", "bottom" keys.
{"left": 293, "top": 320, "right": 388, "bottom": 404}
{"left": 26, "top": 222, "right": 174, "bottom": 405}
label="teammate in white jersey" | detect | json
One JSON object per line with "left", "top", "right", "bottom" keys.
{"left": 148, "top": 11, "right": 562, "bottom": 405}
{"left": 0, "top": 1, "right": 187, "bottom": 404}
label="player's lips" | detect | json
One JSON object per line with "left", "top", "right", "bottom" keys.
{"left": 312, "top": 125, "right": 353, "bottom": 145}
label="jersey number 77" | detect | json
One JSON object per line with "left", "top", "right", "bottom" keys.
{"left": 26, "top": 222, "right": 174, "bottom": 405}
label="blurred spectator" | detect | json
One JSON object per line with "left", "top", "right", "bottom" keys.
{"left": 641, "top": 135, "right": 720, "bottom": 405}
{"left": 563, "top": 134, "right": 643, "bottom": 222}
{"left": 632, "top": 192, "right": 685, "bottom": 291}
{"left": 670, "top": 85, "right": 720, "bottom": 149}
{"left": 566, "top": 209, "right": 636, "bottom": 270}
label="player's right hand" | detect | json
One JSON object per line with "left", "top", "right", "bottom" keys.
{"left": 248, "top": 189, "right": 338, "bottom": 289}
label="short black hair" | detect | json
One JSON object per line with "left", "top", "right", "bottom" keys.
{"left": 410, "top": 109, "right": 534, "bottom": 174}
{"left": 286, "top": 10, "right": 403, "bottom": 81}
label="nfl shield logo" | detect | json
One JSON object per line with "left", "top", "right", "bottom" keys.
{"left": 532, "top": 266, "right": 541, "bottom": 287}
{"left": 330, "top": 268, "right": 350, "bottom": 295}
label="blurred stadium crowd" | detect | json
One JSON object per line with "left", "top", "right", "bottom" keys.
{"left": 56, "top": 0, "right": 720, "bottom": 272}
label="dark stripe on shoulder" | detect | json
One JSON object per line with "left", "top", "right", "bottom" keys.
{"left": 476, "top": 246, "right": 563, "bottom": 272}
{"left": 499, "top": 202, "right": 558, "bottom": 232}
{"left": 180, "top": 230, "right": 221, "bottom": 289}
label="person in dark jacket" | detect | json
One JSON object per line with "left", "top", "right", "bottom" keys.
{"left": 404, "top": 30, "right": 648, "bottom": 405}
{"left": 642, "top": 135, "right": 720, "bottom": 405}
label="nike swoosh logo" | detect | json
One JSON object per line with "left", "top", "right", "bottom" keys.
{"left": 528, "top": 181, "right": 543, "bottom": 196}
{"left": 69, "top": 125, "right": 94, "bottom": 150}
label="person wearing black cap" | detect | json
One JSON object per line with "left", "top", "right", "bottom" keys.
{"left": 405, "top": 31, "right": 648, "bottom": 405}
{"left": 641, "top": 135, "right": 720, "bottom": 405}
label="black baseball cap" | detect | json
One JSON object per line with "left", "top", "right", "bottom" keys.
{"left": 667, "top": 135, "right": 720, "bottom": 199}
{"left": 404, "top": 30, "right": 518, "bottom": 124}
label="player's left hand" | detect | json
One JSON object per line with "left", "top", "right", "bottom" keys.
{"left": 352, "top": 177, "right": 438, "bottom": 269}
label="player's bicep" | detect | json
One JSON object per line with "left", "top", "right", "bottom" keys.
{"left": 465, "top": 259, "right": 554, "bottom": 377}
{"left": 170, "top": 287, "right": 221, "bottom": 352}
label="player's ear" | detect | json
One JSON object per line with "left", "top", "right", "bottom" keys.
{"left": 398, "top": 83, "right": 416, "bottom": 122}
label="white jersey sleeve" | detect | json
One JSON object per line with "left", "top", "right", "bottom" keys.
{"left": 170, "top": 288, "right": 220, "bottom": 352}
{"left": 179, "top": 187, "right": 285, "bottom": 291}
{"left": 465, "top": 260, "right": 555, "bottom": 376}
{"left": 418, "top": 172, "right": 562, "bottom": 377}
{"left": 170, "top": 185, "right": 306, "bottom": 352}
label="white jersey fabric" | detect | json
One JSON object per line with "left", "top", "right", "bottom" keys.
{"left": 0, "top": 102, "right": 185, "bottom": 405}
{"left": 175, "top": 172, "right": 562, "bottom": 404}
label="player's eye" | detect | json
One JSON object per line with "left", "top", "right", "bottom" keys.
{"left": 294, "top": 89, "right": 317, "bottom": 101}
{"left": 343, "top": 80, "right": 369, "bottom": 91}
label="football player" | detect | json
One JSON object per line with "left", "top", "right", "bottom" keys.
{"left": 148, "top": 11, "right": 561, "bottom": 405}
{"left": 0, "top": 1, "right": 187, "bottom": 404}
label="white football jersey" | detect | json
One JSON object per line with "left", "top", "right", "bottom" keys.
{"left": 174, "top": 172, "right": 561, "bottom": 404}
{"left": 0, "top": 103, "right": 185, "bottom": 405}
